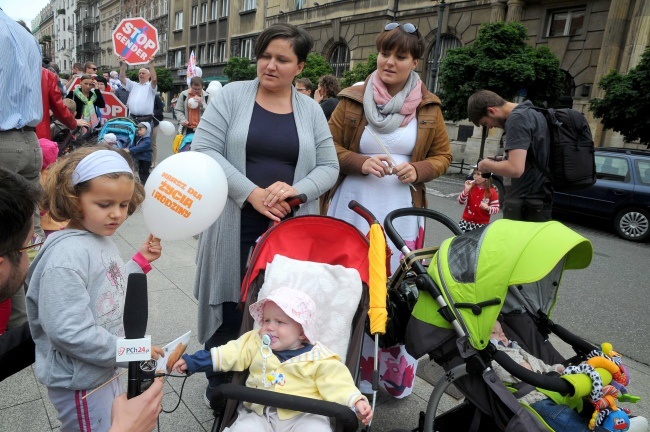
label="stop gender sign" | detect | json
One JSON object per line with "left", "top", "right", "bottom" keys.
{"left": 112, "top": 18, "right": 159, "bottom": 65}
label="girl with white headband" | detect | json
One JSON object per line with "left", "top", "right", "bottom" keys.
{"left": 26, "top": 146, "right": 163, "bottom": 432}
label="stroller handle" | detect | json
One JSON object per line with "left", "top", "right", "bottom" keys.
{"left": 384, "top": 208, "right": 463, "bottom": 251}
{"left": 348, "top": 200, "right": 377, "bottom": 226}
{"left": 212, "top": 383, "right": 359, "bottom": 432}
{"left": 492, "top": 350, "right": 574, "bottom": 395}
{"left": 286, "top": 194, "right": 307, "bottom": 208}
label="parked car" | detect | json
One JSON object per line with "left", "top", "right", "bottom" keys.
{"left": 553, "top": 148, "right": 650, "bottom": 242}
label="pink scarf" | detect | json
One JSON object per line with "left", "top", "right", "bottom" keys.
{"left": 372, "top": 73, "right": 423, "bottom": 127}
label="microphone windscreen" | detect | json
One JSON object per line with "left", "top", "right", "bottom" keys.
{"left": 123, "top": 273, "right": 148, "bottom": 339}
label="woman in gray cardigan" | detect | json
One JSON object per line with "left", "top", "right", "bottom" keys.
{"left": 190, "top": 23, "right": 339, "bottom": 410}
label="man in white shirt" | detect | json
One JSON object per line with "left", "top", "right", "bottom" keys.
{"left": 118, "top": 56, "right": 158, "bottom": 128}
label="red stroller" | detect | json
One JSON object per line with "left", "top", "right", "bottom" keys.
{"left": 211, "top": 212, "right": 375, "bottom": 432}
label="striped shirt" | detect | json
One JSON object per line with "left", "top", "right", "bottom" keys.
{"left": 0, "top": 9, "right": 43, "bottom": 130}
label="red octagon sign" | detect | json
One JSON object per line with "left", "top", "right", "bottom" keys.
{"left": 112, "top": 18, "right": 159, "bottom": 65}
{"left": 99, "top": 91, "right": 128, "bottom": 126}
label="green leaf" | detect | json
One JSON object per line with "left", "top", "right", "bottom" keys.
{"left": 437, "top": 22, "right": 563, "bottom": 122}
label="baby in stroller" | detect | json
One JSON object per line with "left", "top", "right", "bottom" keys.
{"left": 491, "top": 320, "right": 647, "bottom": 432}
{"left": 173, "top": 287, "right": 373, "bottom": 430}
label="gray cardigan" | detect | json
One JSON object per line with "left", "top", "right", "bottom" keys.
{"left": 191, "top": 78, "right": 339, "bottom": 343}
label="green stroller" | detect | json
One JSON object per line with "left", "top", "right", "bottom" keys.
{"left": 383, "top": 211, "right": 639, "bottom": 432}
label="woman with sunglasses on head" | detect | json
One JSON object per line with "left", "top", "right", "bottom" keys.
{"left": 323, "top": 22, "right": 452, "bottom": 272}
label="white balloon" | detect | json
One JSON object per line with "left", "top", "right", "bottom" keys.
{"left": 195, "top": 66, "right": 202, "bottom": 77}
{"left": 187, "top": 98, "right": 199, "bottom": 109}
{"left": 143, "top": 152, "right": 228, "bottom": 241}
{"left": 207, "top": 81, "right": 223, "bottom": 96}
{"left": 158, "top": 120, "right": 175, "bottom": 136}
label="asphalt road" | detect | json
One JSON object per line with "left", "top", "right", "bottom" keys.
{"left": 155, "top": 127, "right": 649, "bottom": 365}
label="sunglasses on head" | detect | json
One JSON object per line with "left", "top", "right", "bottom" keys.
{"left": 384, "top": 22, "right": 418, "bottom": 34}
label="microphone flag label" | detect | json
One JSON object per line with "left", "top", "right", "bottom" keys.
{"left": 116, "top": 335, "right": 152, "bottom": 362}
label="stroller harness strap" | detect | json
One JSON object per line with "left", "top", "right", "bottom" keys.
{"left": 455, "top": 298, "right": 502, "bottom": 316}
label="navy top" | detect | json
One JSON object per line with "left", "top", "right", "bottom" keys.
{"left": 245, "top": 102, "right": 299, "bottom": 189}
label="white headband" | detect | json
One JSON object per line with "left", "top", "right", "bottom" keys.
{"left": 72, "top": 150, "right": 133, "bottom": 186}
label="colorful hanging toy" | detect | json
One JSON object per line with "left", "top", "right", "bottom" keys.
{"left": 562, "top": 343, "right": 639, "bottom": 431}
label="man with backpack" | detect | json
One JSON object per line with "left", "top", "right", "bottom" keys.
{"left": 469, "top": 90, "right": 553, "bottom": 222}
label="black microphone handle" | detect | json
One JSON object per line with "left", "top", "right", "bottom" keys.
{"left": 127, "top": 361, "right": 141, "bottom": 399}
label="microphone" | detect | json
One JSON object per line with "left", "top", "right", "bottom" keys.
{"left": 123, "top": 273, "right": 148, "bottom": 399}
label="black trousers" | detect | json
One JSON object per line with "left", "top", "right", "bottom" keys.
{"left": 136, "top": 160, "right": 151, "bottom": 185}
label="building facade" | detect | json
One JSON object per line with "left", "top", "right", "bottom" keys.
{"left": 32, "top": 3, "right": 55, "bottom": 63}
{"left": 53, "top": 0, "right": 79, "bottom": 74}
{"left": 167, "top": 0, "right": 231, "bottom": 94}
{"left": 74, "top": 0, "right": 102, "bottom": 66}
{"left": 262, "top": 0, "right": 648, "bottom": 148}
{"left": 36, "top": 0, "right": 649, "bottom": 147}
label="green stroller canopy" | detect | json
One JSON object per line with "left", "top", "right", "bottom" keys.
{"left": 413, "top": 220, "right": 593, "bottom": 351}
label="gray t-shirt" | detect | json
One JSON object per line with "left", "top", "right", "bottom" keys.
{"left": 503, "top": 101, "right": 551, "bottom": 200}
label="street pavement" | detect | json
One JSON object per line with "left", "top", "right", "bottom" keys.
{"left": 1, "top": 116, "right": 648, "bottom": 431}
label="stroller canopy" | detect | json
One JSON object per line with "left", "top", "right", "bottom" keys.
{"left": 417, "top": 220, "right": 593, "bottom": 351}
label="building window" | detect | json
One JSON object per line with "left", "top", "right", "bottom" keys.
{"left": 158, "top": 33, "right": 167, "bottom": 52}
{"left": 211, "top": 0, "right": 217, "bottom": 19}
{"left": 191, "top": 6, "right": 198, "bottom": 25}
{"left": 241, "top": 38, "right": 253, "bottom": 59}
{"left": 174, "top": 51, "right": 183, "bottom": 67}
{"left": 208, "top": 44, "right": 216, "bottom": 63}
{"left": 201, "top": 3, "right": 207, "bottom": 22}
{"left": 221, "top": 0, "right": 229, "bottom": 17}
{"left": 199, "top": 45, "right": 205, "bottom": 64}
{"left": 329, "top": 44, "right": 350, "bottom": 78}
{"left": 218, "top": 41, "right": 226, "bottom": 62}
{"left": 426, "top": 34, "right": 462, "bottom": 92}
{"left": 243, "top": 0, "right": 256, "bottom": 11}
{"left": 547, "top": 9, "right": 585, "bottom": 37}
{"left": 294, "top": 0, "right": 305, "bottom": 10}
{"left": 174, "top": 11, "right": 183, "bottom": 30}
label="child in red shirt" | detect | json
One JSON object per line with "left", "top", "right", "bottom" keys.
{"left": 458, "top": 168, "right": 500, "bottom": 232}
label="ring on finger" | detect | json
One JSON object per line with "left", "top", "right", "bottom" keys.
{"left": 280, "top": 189, "right": 285, "bottom": 194}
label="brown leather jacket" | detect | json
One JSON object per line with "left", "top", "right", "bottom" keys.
{"left": 320, "top": 81, "right": 452, "bottom": 214}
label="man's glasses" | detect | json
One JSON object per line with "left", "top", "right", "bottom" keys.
{"left": 89, "top": 67, "right": 98, "bottom": 70}
{"left": 2, "top": 241, "right": 44, "bottom": 256}
{"left": 384, "top": 22, "right": 418, "bottom": 34}
{"left": 296, "top": 87, "right": 310, "bottom": 93}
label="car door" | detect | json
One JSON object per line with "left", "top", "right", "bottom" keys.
{"left": 554, "top": 154, "right": 634, "bottom": 218}
{"left": 632, "top": 158, "right": 650, "bottom": 209}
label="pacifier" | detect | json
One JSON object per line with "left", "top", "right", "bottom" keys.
{"left": 262, "top": 334, "right": 271, "bottom": 347}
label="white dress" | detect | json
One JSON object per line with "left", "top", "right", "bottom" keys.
{"left": 328, "top": 119, "right": 420, "bottom": 273}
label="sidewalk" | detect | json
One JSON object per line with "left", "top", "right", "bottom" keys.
{"left": 1, "top": 203, "right": 649, "bottom": 431}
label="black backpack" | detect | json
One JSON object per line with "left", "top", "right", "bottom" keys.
{"left": 529, "top": 106, "right": 596, "bottom": 191}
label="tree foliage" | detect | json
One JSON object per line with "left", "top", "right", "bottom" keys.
{"left": 590, "top": 47, "right": 650, "bottom": 147}
{"left": 437, "top": 22, "right": 564, "bottom": 122}
{"left": 126, "top": 68, "right": 174, "bottom": 93}
{"left": 154, "top": 68, "right": 174, "bottom": 93}
{"left": 224, "top": 57, "right": 257, "bottom": 82}
{"left": 341, "top": 53, "right": 378, "bottom": 88}
{"left": 298, "top": 53, "right": 334, "bottom": 88}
